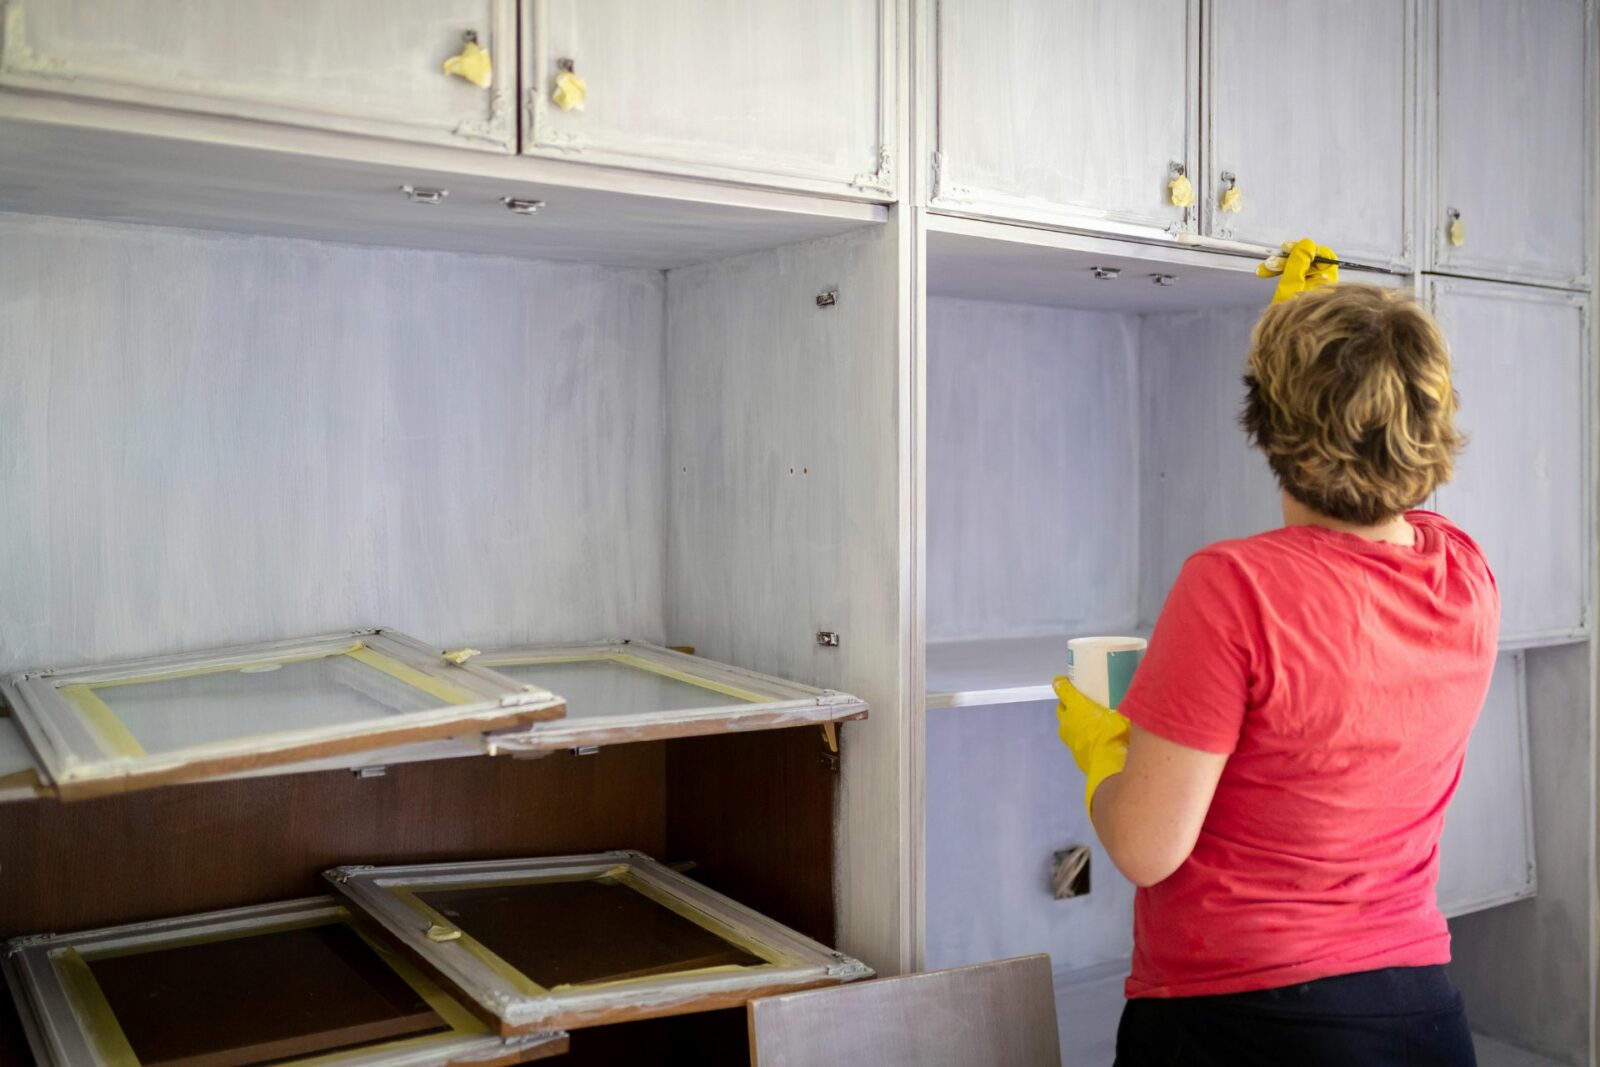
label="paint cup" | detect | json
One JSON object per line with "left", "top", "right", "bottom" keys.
{"left": 1066, "top": 636, "right": 1147, "bottom": 710}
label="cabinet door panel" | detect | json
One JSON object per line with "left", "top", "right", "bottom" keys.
{"left": 934, "top": 0, "right": 1196, "bottom": 232}
{"left": 525, "top": 0, "right": 892, "bottom": 196}
{"left": 1435, "top": 0, "right": 1591, "bottom": 287}
{"left": 1432, "top": 280, "right": 1589, "bottom": 641}
{"left": 1438, "top": 653, "right": 1534, "bottom": 916}
{"left": 1206, "top": 0, "right": 1411, "bottom": 267}
{"left": 0, "top": 0, "right": 514, "bottom": 150}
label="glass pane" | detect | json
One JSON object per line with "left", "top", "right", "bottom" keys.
{"left": 87, "top": 922, "right": 448, "bottom": 1067}
{"left": 417, "top": 877, "right": 765, "bottom": 988}
{"left": 88, "top": 653, "right": 441, "bottom": 756}
{"left": 494, "top": 660, "right": 751, "bottom": 720}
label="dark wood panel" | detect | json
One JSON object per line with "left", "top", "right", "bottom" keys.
{"left": 665, "top": 727, "right": 838, "bottom": 947}
{"left": 559, "top": 1007, "right": 750, "bottom": 1067}
{"left": 0, "top": 747, "right": 666, "bottom": 942}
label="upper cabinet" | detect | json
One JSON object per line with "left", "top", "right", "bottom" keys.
{"left": 0, "top": 0, "right": 516, "bottom": 151}
{"left": 522, "top": 0, "right": 896, "bottom": 198}
{"left": 930, "top": 0, "right": 1198, "bottom": 234}
{"left": 1204, "top": 0, "right": 1413, "bottom": 268}
{"left": 1433, "top": 0, "right": 1592, "bottom": 288}
{"left": 1431, "top": 278, "right": 1590, "bottom": 643}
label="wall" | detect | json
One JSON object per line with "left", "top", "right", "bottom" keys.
{"left": 664, "top": 223, "right": 905, "bottom": 971}
{"left": 1136, "top": 307, "right": 1280, "bottom": 623}
{"left": 0, "top": 213, "right": 668, "bottom": 674}
{"left": 925, "top": 297, "right": 1141, "bottom": 642}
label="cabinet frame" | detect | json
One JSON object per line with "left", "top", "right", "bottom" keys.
{"left": 1199, "top": 0, "right": 1418, "bottom": 270}
{"left": 519, "top": 0, "right": 899, "bottom": 200}
{"left": 923, "top": 0, "right": 1201, "bottom": 238}
{"left": 2, "top": 897, "right": 570, "bottom": 1067}
{"left": 0, "top": 0, "right": 518, "bottom": 152}
{"left": 326, "top": 851, "right": 874, "bottom": 1034}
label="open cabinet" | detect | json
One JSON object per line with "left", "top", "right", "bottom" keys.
{"left": 916, "top": 216, "right": 1595, "bottom": 1066}
{"left": 0, "top": 78, "right": 910, "bottom": 1058}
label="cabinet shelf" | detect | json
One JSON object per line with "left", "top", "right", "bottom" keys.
{"left": 926, "top": 633, "right": 1147, "bottom": 710}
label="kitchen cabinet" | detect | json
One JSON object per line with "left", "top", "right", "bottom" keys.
{"left": 930, "top": 0, "right": 1197, "bottom": 233}
{"left": 1204, "top": 0, "right": 1413, "bottom": 268}
{"left": 0, "top": 0, "right": 516, "bottom": 150}
{"left": 522, "top": 0, "right": 896, "bottom": 197}
{"left": 1432, "top": 0, "right": 1592, "bottom": 287}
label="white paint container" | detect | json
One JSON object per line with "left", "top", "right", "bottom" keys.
{"left": 1066, "top": 636, "right": 1147, "bottom": 710}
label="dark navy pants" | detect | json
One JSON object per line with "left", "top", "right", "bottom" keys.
{"left": 1114, "top": 966, "right": 1477, "bottom": 1066}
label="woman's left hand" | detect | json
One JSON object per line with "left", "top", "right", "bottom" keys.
{"left": 1053, "top": 675, "right": 1132, "bottom": 814}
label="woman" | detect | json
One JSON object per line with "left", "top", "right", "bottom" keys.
{"left": 1055, "top": 250, "right": 1499, "bottom": 1066}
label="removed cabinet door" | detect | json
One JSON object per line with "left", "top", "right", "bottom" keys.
{"left": 931, "top": 0, "right": 1197, "bottom": 233}
{"left": 521, "top": 0, "right": 895, "bottom": 197}
{"left": 1434, "top": 0, "right": 1592, "bottom": 287}
{"left": 1205, "top": 0, "right": 1413, "bottom": 268}
{"left": 0, "top": 0, "right": 515, "bottom": 151}
{"left": 1431, "top": 279, "right": 1589, "bottom": 643}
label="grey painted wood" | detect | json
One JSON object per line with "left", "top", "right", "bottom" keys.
{"left": 926, "top": 298, "right": 1141, "bottom": 642}
{"left": 0, "top": 118, "right": 885, "bottom": 271}
{"left": 0, "top": 0, "right": 515, "bottom": 150}
{"left": 1136, "top": 308, "right": 1281, "bottom": 623}
{"left": 748, "top": 954, "right": 1060, "bottom": 1067}
{"left": 0, "top": 212, "right": 667, "bottom": 676}
{"left": 1450, "top": 641, "right": 1594, "bottom": 1067}
{"left": 926, "top": 701, "right": 1135, "bottom": 974}
{"left": 525, "top": 0, "right": 893, "bottom": 197}
{"left": 1205, "top": 0, "right": 1412, "bottom": 267}
{"left": 664, "top": 224, "right": 906, "bottom": 972}
{"left": 932, "top": 0, "right": 1195, "bottom": 233}
{"left": 1437, "top": 652, "right": 1536, "bottom": 917}
{"left": 1434, "top": 0, "right": 1591, "bottom": 287}
{"left": 1431, "top": 280, "right": 1590, "bottom": 642}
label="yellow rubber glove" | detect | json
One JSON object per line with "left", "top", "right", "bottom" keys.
{"left": 1257, "top": 237, "right": 1339, "bottom": 303}
{"left": 1053, "top": 675, "right": 1131, "bottom": 816}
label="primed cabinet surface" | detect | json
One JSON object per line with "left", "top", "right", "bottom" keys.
{"left": 1437, "top": 653, "right": 1534, "bottom": 916}
{"left": 1431, "top": 280, "right": 1589, "bottom": 642}
{"left": 1434, "top": 0, "right": 1591, "bottom": 286}
{"left": 932, "top": 0, "right": 1195, "bottom": 231}
{"left": 0, "top": 0, "right": 515, "bottom": 150}
{"left": 1206, "top": 0, "right": 1411, "bottom": 266}
{"left": 524, "top": 0, "right": 893, "bottom": 196}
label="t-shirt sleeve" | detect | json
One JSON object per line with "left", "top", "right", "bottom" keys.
{"left": 1119, "top": 551, "right": 1257, "bottom": 755}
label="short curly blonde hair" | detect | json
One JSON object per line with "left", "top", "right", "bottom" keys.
{"left": 1241, "top": 284, "right": 1463, "bottom": 525}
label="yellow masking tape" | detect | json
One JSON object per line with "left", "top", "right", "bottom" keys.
{"left": 609, "top": 654, "right": 772, "bottom": 704}
{"left": 74, "top": 644, "right": 364, "bottom": 691}
{"left": 354, "top": 925, "right": 486, "bottom": 1036}
{"left": 345, "top": 646, "right": 479, "bottom": 707}
{"left": 54, "top": 950, "right": 140, "bottom": 1067}
{"left": 60, "top": 685, "right": 146, "bottom": 760}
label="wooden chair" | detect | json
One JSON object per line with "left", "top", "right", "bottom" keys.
{"left": 747, "top": 954, "right": 1061, "bottom": 1067}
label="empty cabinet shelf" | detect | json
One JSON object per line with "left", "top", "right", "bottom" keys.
{"left": 3, "top": 630, "right": 565, "bottom": 799}
{"left": 2, "top": 897, "right": 569, "bottom": 1067}
{"left": 477, "top": 641, "right": 867, "bottom": 752}
{"left": 326, "top": 851, "right": 873, "bottom": 1033}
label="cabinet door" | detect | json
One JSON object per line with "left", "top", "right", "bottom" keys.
{"left": 523, "top": 1, "right": 894, "bottom": 197}
{"left": 0, "top": 0, "right": 514, "bottom": 151}
{"left": 1437, "top": 653, "right": 1535, "bottom": 916}
{"left": 932, "top": 0, "right": 1197, "bottom": 233}
{"left": 1206, "top": 0, "right": 1412, "bottom": 268}
{"left": 1434, "top": 0, "right": 1592, "bottom": 287}
{"left": 1432, "top": 279, "right": 1589, "bottom": 642}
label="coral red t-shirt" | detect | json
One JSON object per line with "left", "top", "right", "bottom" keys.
{"left": 1118, "top": 510, "right": 1500, "bottom": 999}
